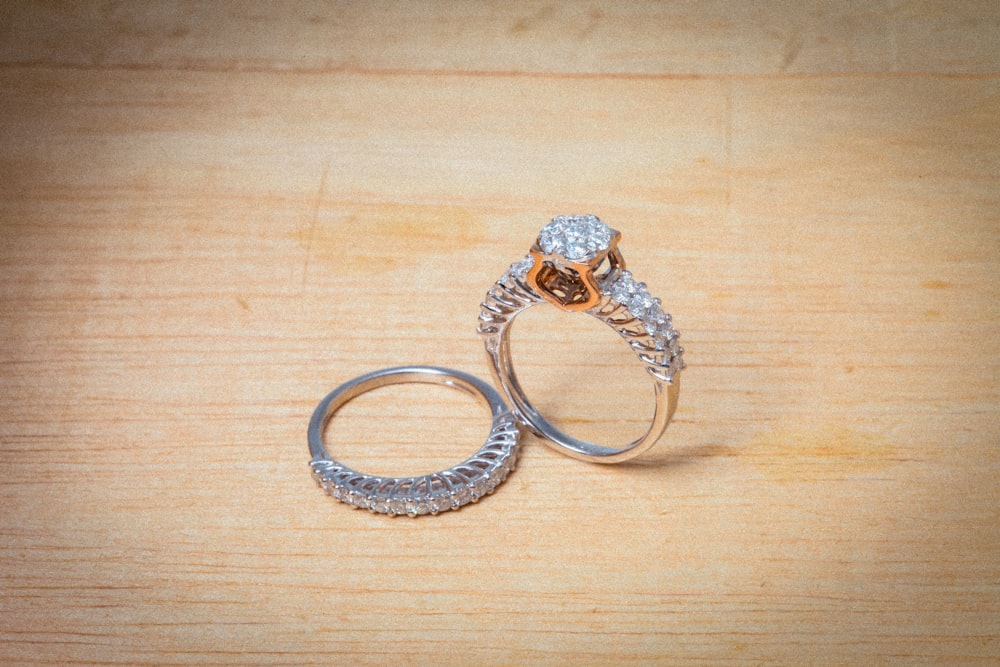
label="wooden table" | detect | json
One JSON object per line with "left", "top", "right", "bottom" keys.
{"left": 2, "top": 3, "right": 998, "bottom": 664}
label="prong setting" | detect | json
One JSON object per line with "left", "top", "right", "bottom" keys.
{"left": 527, "top": 215, "right": 624, "bottom": 312}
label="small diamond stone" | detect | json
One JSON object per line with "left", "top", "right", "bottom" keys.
{"left": 606, "top": 270, "right": 636, "bottom": 303}
{"left": 405, "top": 498, "right": 431, "bottom": 517}
{"left": 666, "top": 332, "right": 681, "bottom": 355}
{"left": 510, "top": 255, "right": 535, "bottom": 279}
{"left": 469, "top": 476, "right": 490, "bottom": 500}
{"left": 429, "top": 492, "right": 453, "bottom": 514}
{"left": 628, "top": 287, "right": 655, "bottom": 318}
{"left": 387, "top": 497, "right": 407, "bottom": 515}
{"left": 669, "top": 354, "right": 686, "bottom": 379}
{"left": 487, "top": 469, "right": 507, "bottom": 492}
{"left": 599, "top": 267, "right": 684, "bottom": 378}
{"left": 452, "top": 485, "right": 472, "bottom": 507}
{"left": 538, "top": 214, "right": 614, "bottom": 262}
{"left": 644, "top": 304, "right": 668, "bottom": 336}
{"left": 609, "top": 281, "right": 627, "bottom": 302}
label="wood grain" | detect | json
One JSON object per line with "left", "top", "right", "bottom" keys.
{"left": 1, "top": 2, "right": 998, "bottom": 665}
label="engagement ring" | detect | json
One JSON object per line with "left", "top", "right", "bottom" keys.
{"left": 478, "top": 215, "right": 684, "bottom": 463}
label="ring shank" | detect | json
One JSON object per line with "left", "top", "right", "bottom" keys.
{"left": 308, "top": 365, "right": 509, "bottom": 462}
{"left": 490, "top": 321, "right": 679, "bottom": 463}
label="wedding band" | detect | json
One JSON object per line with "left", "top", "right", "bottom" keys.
{"left": 308, "top": 366, "right": 520, "bottom": 516}
{"left": 478, "top": 215, "right": 684, "bottom": 463}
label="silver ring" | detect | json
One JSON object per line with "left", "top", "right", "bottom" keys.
{"left": 308, "top": 366, "right": 520, "bottom": 516}
{"left": 478, "top": 215, "right": 684, "bottom": 463}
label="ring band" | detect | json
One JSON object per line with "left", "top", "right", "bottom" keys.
{"left": 308, "top": 366, "right": 520, "bottom": 516}
{"left": 478, "top": 215, "right": 684, "bottom": 463}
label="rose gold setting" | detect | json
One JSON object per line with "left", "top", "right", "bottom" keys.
{"left": 526, "top": 230, "right": 625, "bottom": 312}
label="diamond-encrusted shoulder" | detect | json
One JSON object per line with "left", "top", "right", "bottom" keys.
{"left": 478, "top": 259, "right": 684, "bottom": 383}
{"left": 598, "top": 270, "right": 685, "bottom": 382}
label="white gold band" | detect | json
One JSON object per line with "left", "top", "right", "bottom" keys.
{"left": 308, "top": 366, "right": 520, "bottom": 516}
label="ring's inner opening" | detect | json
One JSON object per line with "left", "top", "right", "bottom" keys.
{"left": 593, "top": 255, "right": 613, "bottom": 281}
{"left": 510, "top": 305, "right": 652, "bottom": 447}
{"left": 323, "top": 382, "right": 492, "bottom": 478}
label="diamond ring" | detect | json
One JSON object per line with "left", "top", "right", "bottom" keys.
{"left": 308, "top": 366, "right": 521, "bottom": 516}
{"left": 478, "top": 215, "right": 684, "bottom": 463}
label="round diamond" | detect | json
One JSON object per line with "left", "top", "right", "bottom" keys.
{"left": 666, "top": 332, "right": 681, "bottom": 355}
{"left": 644, "top": 303, "right": 668, "bottom": 336}
{"left": 538, "top": 215, "right": 614, "bottom": 261}
{"left": 405, "top": 498, "right": 431, "bottom": 517}
{"left": 510, "top": 255, "right": 535, "bottom": 279}
{"left": 452, "top": 485, "right": 472, "bottom": 507}
{"left": 606, "top": 270, "right": 636, "bottom": 303}
{"left": 429, "top": 492, "right": 453, "bottom": 514}
{"left": 628, "top": 289, "right": 654, "bottom": 318}
{"left": 387, "top": 497, "right": 407, "bottom": 515}
{"left": 469, "top": 476, "right": 490, "bottom": 500}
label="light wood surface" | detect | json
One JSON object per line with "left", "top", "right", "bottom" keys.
{"left": 2, "top": 3, "right": 998, "bottom": 665}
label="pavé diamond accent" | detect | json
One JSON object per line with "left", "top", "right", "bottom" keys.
{"left": 600, "top": 270, "right": 685, "bottom": 380}
{"left": 538, "top": 214, "right": 614, "bottom": 261}
{"left": 510, "top": 255, "right": 534, "bottom": 280}
{"left": 311, "top": 414, "right": 520, "bottom": 517}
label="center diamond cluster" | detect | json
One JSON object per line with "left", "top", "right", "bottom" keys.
{"left": 538, "top": 214, "right": 614, "bottom": 262}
